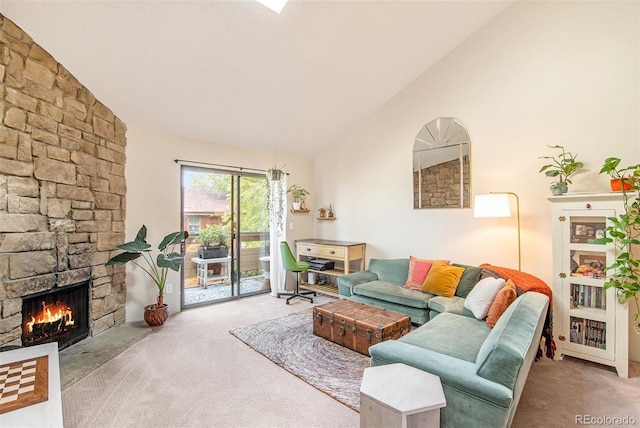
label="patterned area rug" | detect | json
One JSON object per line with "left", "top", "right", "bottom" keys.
{"left": 229, "top": 309, "right": 368, "bottom": 411}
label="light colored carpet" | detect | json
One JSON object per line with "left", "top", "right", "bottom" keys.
{"left": 61, "top": 294, "right": 359, "bottom": 428}
{"left": 230, "top": 309, "right": 368, "bottom": 411}
{"left": 60, "top": 293, "right": 640, "bottom": 427}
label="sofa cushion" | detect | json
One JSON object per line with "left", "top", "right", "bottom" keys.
{"left": 353, "top": 281, "right": 432, "bottom": 309}
{"left": 421, "top": 264, "right": 464, "bottom": 297}
{"left": 399, "top": 312, "right": 491, "bottom": 362}
{"left": 464, "top": 277, "right": 506, "bottom": 319}
{"left": 368, "top": 258, "right": 411, "bottom": 285}
{"left": 486, "top": 279, "right": 518, "bottom": 328}
{"left": 452, "top": 263, "right": 482, "bottom": 298}
{"left": 428, "top": 296, "right": 475, "bottom": 318}
{"left": 403, "top": 256, "right": 449, "bottom": 290}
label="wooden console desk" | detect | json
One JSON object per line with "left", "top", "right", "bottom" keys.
{"left": 295, "top": 239, "right": 366, "bottom": 296}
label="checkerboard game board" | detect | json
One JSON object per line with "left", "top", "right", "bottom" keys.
{"left": 0, "top": 355, "right": 48, "bottom": 414}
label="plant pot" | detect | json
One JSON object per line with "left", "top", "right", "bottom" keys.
{"left": 198, "top": 246, "right": 228, "bottom": 259}
{"left": 144, "top": 303, "right": 169, "bottom": 326}
{"left": 292, "top": 202, "right": 301, "bottom": 210}
{"left": 610, "top": 178, "right": 634, "bottom": 192}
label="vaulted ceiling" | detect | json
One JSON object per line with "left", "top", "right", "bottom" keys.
{"left": 2, "top": 1, "right": 511, "bottom": 157}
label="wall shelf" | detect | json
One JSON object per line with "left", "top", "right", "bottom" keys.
{"left": 317, "top": 217, "right": 336, "bottom": 221}
{"left": 290, "top": 209, "right": 310, "bottom": 213}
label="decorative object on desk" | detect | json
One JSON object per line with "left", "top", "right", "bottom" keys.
{"left": 286, "top": 184, "right": 310, "bottom": 211}
{"left": 599, "top": 157, "right": 639, "bottom": 192}
{"left": 106, "top": 225, "right": 188, "bottom": 326}
{"left": 539, "top": 145, "right": 584, "bottom": 195}
{"left": 318, "top": 207, "right": 326, "bottom": 218}
{"left": 594, "top": 158, "right": 640, "bottom": 332}
{"left": 474, "top": 192, "right": 521, "bottom": 271}
{"left": 196, "top": 224, "right": 229, "bottom": 259}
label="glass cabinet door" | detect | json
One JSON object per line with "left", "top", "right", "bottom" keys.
{"left": 560, "top": 210, "right": 615, "bottom": 361}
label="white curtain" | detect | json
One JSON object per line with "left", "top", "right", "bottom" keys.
{"left": 268, "top": 174, "right": 287, "bottom": 297}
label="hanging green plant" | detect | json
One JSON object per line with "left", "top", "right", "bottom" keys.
{"left": 595, "top": 157, "right": 640, "bottom": 333}
{"left": 266, "top": 166, "right": 286, "bottom": 234}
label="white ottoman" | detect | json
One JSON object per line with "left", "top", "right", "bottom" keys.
{"left": 360, "top": 363, "right": 446, "bottom": 428}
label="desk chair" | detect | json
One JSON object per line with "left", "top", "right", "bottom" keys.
{"left": 277, "top": 241, "right": 316, "bottom": 304}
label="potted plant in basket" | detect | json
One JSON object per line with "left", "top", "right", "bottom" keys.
{"left": 106, "top": 225, "right": 188, "bottom": 326}
{"left": 287, "top": 184, "right": 310, "bottom": 210}
{"left": 595, "top": 158, "right": 640, "bottom": 333}
{"left": 539, "top": 145, "right": 584, "bottom": 195}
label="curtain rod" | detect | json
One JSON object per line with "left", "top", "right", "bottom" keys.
{"left": 174, "top": 159, "right": 289, "bottom": 175}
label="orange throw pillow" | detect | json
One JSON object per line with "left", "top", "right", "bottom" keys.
{"left": 421, "top": 264, "right": 464, "bottom": 297}
{"left": 403, "top": 256, "right": 449, "bottom": 290}
{"left": 486, "top": 279, "right": 518, "bottom": 328}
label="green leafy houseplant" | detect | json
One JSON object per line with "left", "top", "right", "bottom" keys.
{"left": 600, "top": 157, "right": 640, "bottom": 191}
{"left": 595, "top": 158, "right": 640, "bottom": 333}
{"left": 106, "top": 225, "right": 188, "bottom": 310}
{"left": 195, "top": 225, "right": 216, "bottom": 247}
{"left": 539, "top": 145, "right": 584, "bottom": 195}
{"left": 286, "top": 184, "right": 310, "bottom": 203}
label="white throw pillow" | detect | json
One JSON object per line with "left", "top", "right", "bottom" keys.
{"left": 464, "top": 277, "right": 506, "bottom": 319}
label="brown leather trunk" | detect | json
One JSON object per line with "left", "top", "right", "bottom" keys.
{"left": 312, "top": 300, "right": 411, "bottom": 356}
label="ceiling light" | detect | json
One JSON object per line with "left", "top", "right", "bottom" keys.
{"left": 256, "top": 0, "right": 288, "bottom": 13}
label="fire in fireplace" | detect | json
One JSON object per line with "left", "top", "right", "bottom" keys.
{"left": 21, "top": 281, "right": 89, "bottom": 350}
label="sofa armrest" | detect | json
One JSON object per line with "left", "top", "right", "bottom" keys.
{"left": 369, "top": 340, "right": 513, "bottom": 408}
{"left": 337, "top": 271, "right": 378, "bottom": 297}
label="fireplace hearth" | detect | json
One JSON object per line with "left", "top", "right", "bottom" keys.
{"left": 21, "top": 282, "right": 90, "bottom": 350}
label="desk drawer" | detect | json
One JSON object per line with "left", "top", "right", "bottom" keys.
{"left": 321, "top": 246, "right": 345, "bottom": 259}
{"left": 297, "top": 243, "right": 320, "bottom": 257}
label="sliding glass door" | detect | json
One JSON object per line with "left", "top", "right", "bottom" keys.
{"left": 181, "top": 166, "right": 270, "bottom": 308}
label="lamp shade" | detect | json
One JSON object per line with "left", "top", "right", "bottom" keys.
{"left": 474, "top": 194, "right": 511, "bottom": 218}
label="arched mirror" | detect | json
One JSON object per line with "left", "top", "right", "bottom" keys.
{"left": 413, "top": 117, "right": 471, "bottom": 209}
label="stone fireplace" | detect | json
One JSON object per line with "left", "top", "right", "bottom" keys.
{"left": 0, "top": 15, "right": 127, "bottom": 347}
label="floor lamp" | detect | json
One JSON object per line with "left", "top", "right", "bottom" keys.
{"left": 474, "top": 192, "right": 521, "bottom": 271}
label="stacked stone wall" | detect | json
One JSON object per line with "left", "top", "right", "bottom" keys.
{"left": 0, "top": 15, "right": 127, "bottom": 346}
{"left": 413, "top": 156, "right": 470, "bottom": 208}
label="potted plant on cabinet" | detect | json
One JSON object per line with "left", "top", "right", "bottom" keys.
{"left": 539, "top": 145, "right": 584, "bottom": 195}
{"left": 287, "top": 184, "right": 310, "bottom": 210}
{"left": 596, "top": 157, "right": 640, "bottom": 333}
{"left": 106, "top": 225, "right": 188, "bottom": 326}
{"left": 599, "top": 157, "right": 640, "bottom": 192}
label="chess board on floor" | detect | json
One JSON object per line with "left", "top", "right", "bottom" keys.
{"left": 0, "top": 355, "right": 49, "bottom": 414}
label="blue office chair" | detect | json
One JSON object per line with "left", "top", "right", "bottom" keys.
{"left": 277, "top": 241, "right": 316, "bottom": 304}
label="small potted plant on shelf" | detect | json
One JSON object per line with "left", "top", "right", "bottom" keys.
{"left": 599, "top": 157, "right": 640, "bottom": 192}
{"left": 595, "top": 157, "right": 640, "bottom": 333}
{"left": 539, "top": 145, "right": 584, "bottom": 195}
{"left": 287, "top": 184, "right": 310, "bottom": 211}
{"left": 106, "top": 225, "right": 188, "bottom": 326}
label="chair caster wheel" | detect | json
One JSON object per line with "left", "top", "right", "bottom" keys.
{"left": 310, "top": 299, "right": 313, "bottom": 303}
{"left": 286, "top": 301, "right": 290, "bottom": 305}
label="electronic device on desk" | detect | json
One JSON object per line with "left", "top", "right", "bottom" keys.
{"left": 309, "top": 259, "right": 335, "bottom": 271}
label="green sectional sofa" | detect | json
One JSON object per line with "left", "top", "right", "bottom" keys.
{"left": 368, "top": 291, "right": 549, "bottom": 428}
{"left": 337, "top": 258, "right": 481, "bottom": 324}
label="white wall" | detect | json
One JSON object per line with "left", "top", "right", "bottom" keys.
{"left": 314, "top": 1, "right": 640, "bottom": 359}
{"left": 124, "top": 127, "right": 315, "bottom": 322}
